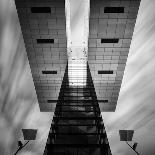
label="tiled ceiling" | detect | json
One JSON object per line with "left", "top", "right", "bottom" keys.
{"left": 15, "top": 0, "right": 67, "bottom": 112}
{"left": 15, "top": 0, "right": 141, "bottom": 113}
{"left": 88, "top": 0, "right": 141, "bottom": 112}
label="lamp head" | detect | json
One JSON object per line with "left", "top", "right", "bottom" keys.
{"left": 18, "top": 141, "right": 23, "bottom": 148}
{"left": 133, "top": 142, "right": 138, "bottom": 150}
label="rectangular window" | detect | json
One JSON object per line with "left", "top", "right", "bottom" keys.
{"left": 42, "top": 71, "right": 57, "bottom": 74}
{"left": 31, "top": 7, "right": 51, "bottom": 13}
{"left": 37, "top": 39, "right": 54, "bottom": 44}
{"left": 98, "top": 70, "right": 113, "bottom": 74}
{"left": 98, "top": 100, "right": 108, "bottom": 103}
{"left": 47, "top": 100, "right": 57, "bottom": 103}
{"left": 101, "top": 39, "right": 119, "bottom": 43}
{"left": 104, "top": 7, "right": 124, "bottom": 13}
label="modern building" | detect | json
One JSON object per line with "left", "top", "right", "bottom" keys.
{"left": 15, "top": 0, "right": 141, "bottom": 154}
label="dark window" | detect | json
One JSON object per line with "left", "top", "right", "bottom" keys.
{"left": 101, "top": 39, "right": 119, "bottom": 43}
{"left": 37, "top": 39, "right": 54, "bottom": 44}
{"left": 98, "top": 100, "right": 108, "bottom": 103}
{"left": 31, "top": 7, "right": 51, "bottom": 13}
{"left": 98, "top": 70, "right": 113, "bottom": 74}
{"left": 104, "top": 7, "right": 124, "bottom": 13}
{"left": 47, "top": 100, "right": 57, "bottom": 103}
{"left": 42, "top": 71, "right": 57, "bottom": 74}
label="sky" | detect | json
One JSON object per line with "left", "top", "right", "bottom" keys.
{"left": 0, "top": 0, "right": 155, "bottom": 155}
{"left": 70, "top": 0, "right": 85, "bottom": 46}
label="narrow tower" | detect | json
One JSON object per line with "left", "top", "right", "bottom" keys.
{"left": 44, "top": 63, "right": 112, "bottom": 155}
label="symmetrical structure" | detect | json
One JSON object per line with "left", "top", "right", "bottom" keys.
{"left": 43, "top": 63, "right": 112, "bottom": 154}
{"left": 15, "top": 0, "right": 141, "bottom": 154}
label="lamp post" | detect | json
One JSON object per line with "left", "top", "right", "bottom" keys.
{"left": 14, "top": 129, "right": 37, "bottom": 155}
{"left": 119, "top": 130, "right": 140, "bottom": 155}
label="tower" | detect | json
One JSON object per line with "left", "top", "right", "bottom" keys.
{"left": 43, "top": 63, "right": 112, "bottom": 154}
{"left": 15, "top": 0, "right": 141, "bottom": 154}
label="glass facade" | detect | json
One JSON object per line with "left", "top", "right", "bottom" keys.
{"left": 44, "top": 62, "right": 112, "bottom": 155}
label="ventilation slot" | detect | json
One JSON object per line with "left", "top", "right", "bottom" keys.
{"left": 31, "top": 7, "right": 51, "bottom": 13}
{"left": 37, "top": 39, "right": 54, "bottom": 44}
{"left": 98, "top": 100, "right": 108, "bottom": 103}
{"left": 104, "top": 7, "right": 124, "bottom": 13}
{"left": 47, "top": 100, "right": 57, "bottom": 103}
{"left": 101, "top": 39, "right": 119, "bottom": 43}
{"left": 98, "top": 70, "right": 113, "bottom": 74}
{"left": 42, "top": 71, "right": 57, "bottom": 74}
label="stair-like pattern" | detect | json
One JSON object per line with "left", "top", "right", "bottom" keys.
{"left": 44, "top": 63, "right": 112, "bottom": 155}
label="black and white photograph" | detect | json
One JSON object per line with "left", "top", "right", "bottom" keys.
{"left": 0, "top": 0, "right": 155, "bottom": 154}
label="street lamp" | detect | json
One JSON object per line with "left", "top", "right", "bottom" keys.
{"left": 14, "top": 129, "right": 37, "bottom": 155}
{"left": 119, "top": 130, "right": 140, "bottom": 155}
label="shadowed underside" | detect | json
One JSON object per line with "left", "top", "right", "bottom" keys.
{"left": 43, "top": 63, "right": 112, "bottom": 155}
{"left": 14, "top": 0, "right": 141, "bottom": 154}
{"left": 88, "top": 0, "right": 141, "bottom": 112}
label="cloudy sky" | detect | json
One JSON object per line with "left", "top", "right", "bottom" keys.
{"left": 0, "top": 0, "right": 155, "bottom": 155}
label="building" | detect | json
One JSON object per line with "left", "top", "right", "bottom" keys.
{"left": 15, "top": 0, "right": 141, "bottom": 154}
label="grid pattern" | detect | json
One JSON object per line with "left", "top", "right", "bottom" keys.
{"left": 68, "top": 59, "right": 87, "bottom": 86}
{"left": 44, "top": 63, "right": 112, "bottom": 155}
{"left": 15, "top": 0, "right": 67, "bottom": 112}
{"left": 88, "top": 0, "right": 141, "bottom": 111}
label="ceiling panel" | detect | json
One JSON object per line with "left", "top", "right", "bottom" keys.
{"left": 88, "top": 0, "right": 141, "bottom": 112}
{"left": 15, "top": 0, "right": 67, "bottom": 112}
